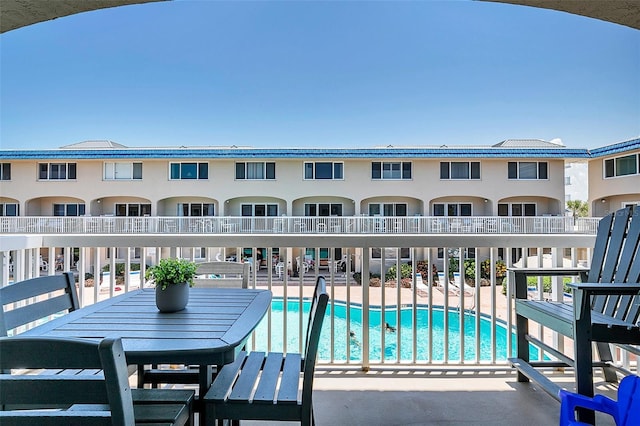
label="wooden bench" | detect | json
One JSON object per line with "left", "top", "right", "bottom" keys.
{"left": 510, "top": 206, "right": 640, "bottom": 424}
{"left": 204, "top": 276, "right": 329, "bottom": 426}
{"left": 0, "top": 336, "right": 194, "bottom": 425}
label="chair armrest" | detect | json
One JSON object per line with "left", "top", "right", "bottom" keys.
{"left": 567, "top": 282, "right": 640, "bottom": 296}
{"left": 559, "top": 389, "right": 618, "bottom": 425}
{"left": 510, "top": 268, "right": 589, "bottom": 299}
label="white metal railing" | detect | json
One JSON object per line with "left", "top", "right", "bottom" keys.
{"left": 1, "top": 234, "right": 635, "bottom": 374}
{"left": 0, "top": 215, "right": 600, "bottom": 235}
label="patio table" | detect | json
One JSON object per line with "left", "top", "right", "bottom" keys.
{"left": 21, "top": 287, "right": 271, "bottom": 421}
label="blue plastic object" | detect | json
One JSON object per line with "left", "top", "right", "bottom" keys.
{"left": 559, "top": 374, "right": 640, "bottom": 425}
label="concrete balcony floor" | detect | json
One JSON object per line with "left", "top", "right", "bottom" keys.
{"left": 185, "top": 368, "right": 618, "bottom": 425}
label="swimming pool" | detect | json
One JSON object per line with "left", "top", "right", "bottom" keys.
{"left": 250, "top": 298, "right": 525, "bottom": 362}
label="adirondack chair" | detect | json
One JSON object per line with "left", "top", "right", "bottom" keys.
{"left": 559, "top": 374, "right": 640, "bottom": 426}
{"left": 0, "top": 336, "right": 194, "bottom": 425}
{"left": 510, "top": 206, "right": 640, "bottom": 424}
{"left": 138, "top": 261, "right": 249, "bottom": 390}
{"left": 203, "top": 276, "right": 329, "bottom": 426}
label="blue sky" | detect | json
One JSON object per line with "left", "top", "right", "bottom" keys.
{"left": 1, "top": 0, "right": 638, "bottom": 150}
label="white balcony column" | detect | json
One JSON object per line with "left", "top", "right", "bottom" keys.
{"left": 77, "top": 247, "right": 86, "bottom": 304}
{"left": 124, "top": 247, "right": 131, "bottom": 293}
{"left": 1, "top": 251, "right": 10, "bottom": 286}
{"left": 46, "top": 248, "right": 55, "bottom": 276}
{"left": 29, "top": 247, "right": 38, "bottom": 279}
{"left": 551, "top": 246, "right": 565, "bottom": 356}
{"left": 361, "top": 247, "right": 370, "bottom": 371}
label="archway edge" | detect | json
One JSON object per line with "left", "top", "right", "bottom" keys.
{"left": 0, "top": 0, "right": 165, "bottom": 34}
{"left": 1, "top": 0, "right": 638, "bottom": 34}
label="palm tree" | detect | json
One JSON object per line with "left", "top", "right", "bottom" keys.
{"left": 567, "top": 200, "right": 589, "bottom": 224}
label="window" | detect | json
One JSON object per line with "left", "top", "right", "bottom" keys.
{"left": 368, "top": 203, "right": 407, "bottom": 216}
{"left": 440, "top": 162, "right": 480, "bottom": 179}
{"left": 498, "top": 203, "right": 536, "bottom": 216}
{"left": 38, "top": 163, "right": 77, "bottom": 180}
{"left": 108, "top": 247, "right": 141, "bottom": 260}
{"left": 372, "top": 162, "right": 411, "bottom": 180}
{"left": 433, "top": 203, "right": 472, "bottom": 216}
{"left": 438, "top": 247, "right": 475, "bottom": 260}
{"left": 372, "top": 247, "right": 410, "bottom": 259}
{"left": 0, "top": 204, "right": 19, "bottom": 216}
{"left": 115, "top": 203, "right": 151, "bottom": 216}
{"left": 508, "top": 162, "right": 548, "bottom": 180}
{"left": 604, "top": 154, "right": 639, "bottom": 178}
{"left": 0, "top": 163, "right": 10, "bottom": 180}
{"left": 235, "top": 162, "right": 276, "bottom": 180}
{"left": 53, "top": 203, "right": 86, "bottom": 216}
{"left": 104, "top": 162, "right": 142, "bottom": 180}
{"left": 241, "top": 204, "right": 278, "bottom": 216}
{"left": 170, "top": 162, "right": 208, "bottom": 180}
{"left": 303, "top": 162, "right": 344, "bottom": 180}
{"left": 304, "top": 203, "right": 343, "bottom": 216}
{"left": 177, "top": 203, "right": 214, "bottom": 216}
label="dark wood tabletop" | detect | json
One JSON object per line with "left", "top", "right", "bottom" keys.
{"left": 22, "top": 287, "right": 272, "bottom": 366}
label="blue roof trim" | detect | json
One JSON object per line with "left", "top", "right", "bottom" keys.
{"left": 588, "top": 138, "right": 640, "bottom": 158}
{"left": 0, "top": 147, "right": 591, "bottom": 160}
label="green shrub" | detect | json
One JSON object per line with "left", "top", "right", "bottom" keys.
{"left": 102, "top": 262, "right": 142, "bottom": 276}
{"left": 385, "top": 263, "right": 413, "bottom": 281}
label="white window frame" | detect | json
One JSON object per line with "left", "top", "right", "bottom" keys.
{"left": 241, "top": 203, "right": 279, "bottom": 216}
{"left": 169, "top": 162, "right": 209, "bottom": 180}
{"left": 0, "top": 163, "right": 11, "bottom": 181}
{"left": 235, "top": 162, "right": 276, "bottom": 180}
{"left": 604, "top": 154, "right": 640, "bottom": 179}
{"left": 38, "top": 162, "right": 77, "bottom": 180}
{"left": 0, "top": 203, "right": 19, "bottom": 216}
{"left": 368, "top": 203, "right": 407, "bottom": 216}
{"left": 433, "top": 203, "right": 472, "bottom": 216}
{"left": 508, "top": 161, "right": 548, "bottom": 180}
{"left": 53, "top": 203, "right": 86, "bottom": 216}
{"left": 115, "top": 203, "right": 151, "bottom": 216}
{"left": 372, "top": 162, "right": 412, "bottom": 180}
{"left": 304, "top": 203, "right": 343, "bottom": 216}
{"left": 440, "top": 161, "right": 480, "bottom": 180}
{"left": 104, "top": 162, "right": 142, "bottom": 180}
{"left": 177, "top": 203, "right": 215, "bottom": 216}
{"left": 303, "top": 162, "right": 344, "bottom": 180}
{"left": 498, "top": 202, "right": 537, "bottom": 216}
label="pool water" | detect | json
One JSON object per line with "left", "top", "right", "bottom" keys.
{"left": 251, "top": 299, "right": 525, "bottom": 362}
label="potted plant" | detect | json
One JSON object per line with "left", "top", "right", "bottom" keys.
{"left": 146, "top": 258, "right": 198, "bottom": 312}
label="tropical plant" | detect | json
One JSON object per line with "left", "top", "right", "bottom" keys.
{"left": 566, "top": 200, "right": 589, "bottom": 224}
{"left": 145, "top": 258, "right": 198, "bottom": 290}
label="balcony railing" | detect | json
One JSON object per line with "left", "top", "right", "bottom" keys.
{"left": 3, "top": 224, "right": 636, "bottom": 376}
{"left": 0, "top": 215, "right": 600, "bottom": 235}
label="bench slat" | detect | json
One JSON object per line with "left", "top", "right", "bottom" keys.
{"left": 253, "top": 352, "right": 283, "bottom": 403}
{"left": 277, "top": 353, "right": 302, "bottom": 404}
{"left": 228, "top": 351, "right": 265, "bottom": 403}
